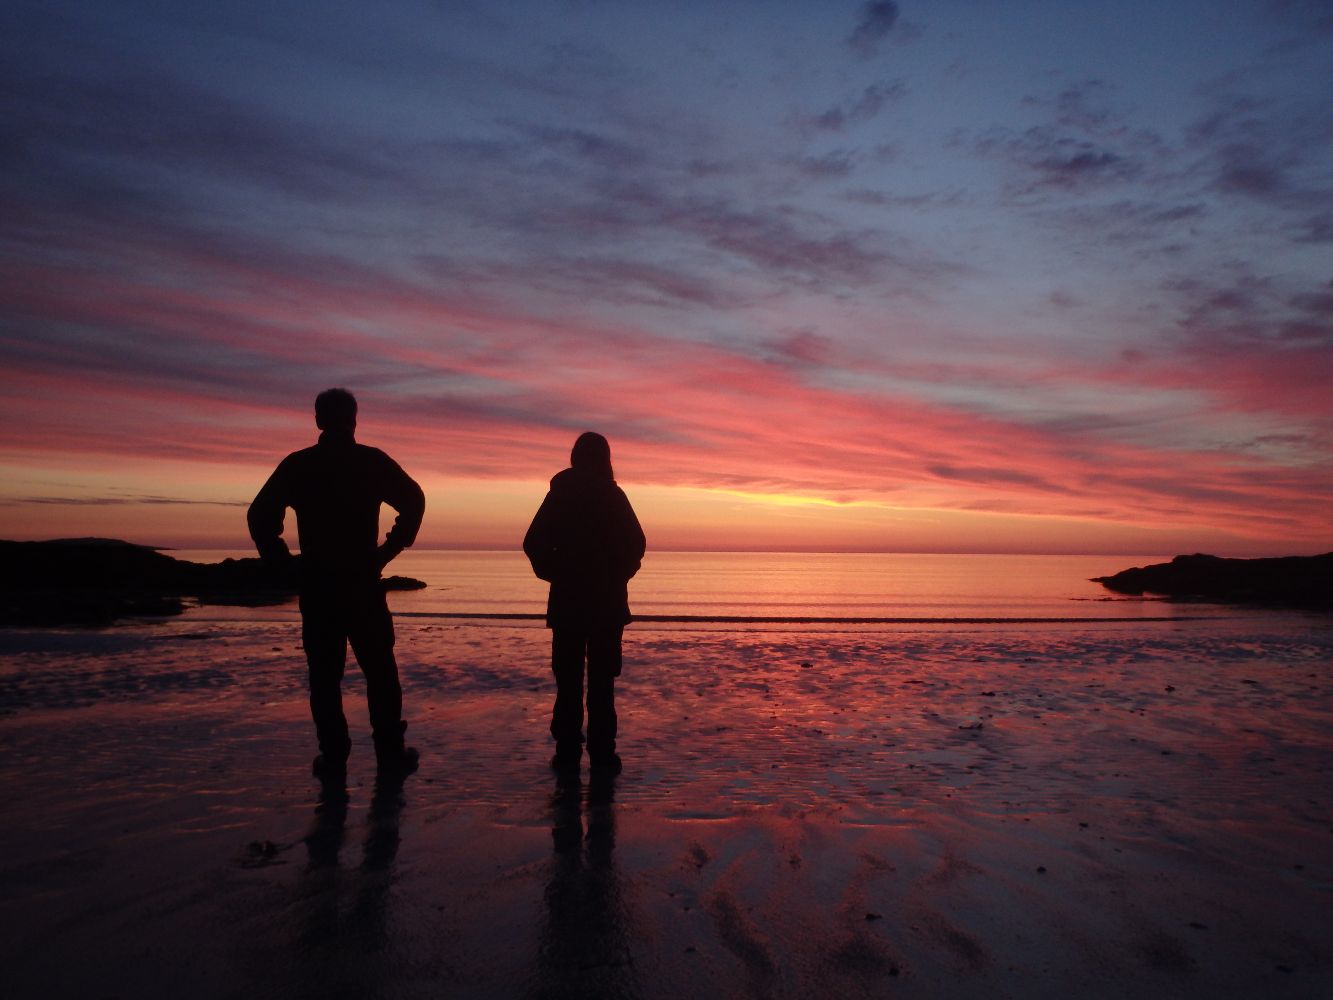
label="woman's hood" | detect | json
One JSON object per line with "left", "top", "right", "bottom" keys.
{"left": 549, "top": 466, "right": 616, "bottom": 492}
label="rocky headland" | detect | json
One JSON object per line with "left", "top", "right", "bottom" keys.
{"left": 1093, "top": 552, "right": 1333, "bottom": 608}
{"left": 0, "top": 538, "right": 426, "bottom": 626}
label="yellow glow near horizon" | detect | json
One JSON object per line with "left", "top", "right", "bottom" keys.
{"left": 708, "top": 488, "right": 890, "bottom": 509}
{"left": 0, "top": 461, "right": 1319, "bottom": 558}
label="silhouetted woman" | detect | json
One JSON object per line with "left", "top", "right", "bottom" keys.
{"left": 524, "top": 432, "right": 645, "bottom": 774}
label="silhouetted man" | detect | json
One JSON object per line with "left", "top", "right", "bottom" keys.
{"left": 249, "top": 388, "right": 425, "bottom": 775}
{"left": 524, "top": 432, "right": 645, "bottom": 774}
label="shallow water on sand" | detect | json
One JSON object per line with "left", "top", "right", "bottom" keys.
{"left": 4, "top": 613, "right": 1327, "bottom": 814}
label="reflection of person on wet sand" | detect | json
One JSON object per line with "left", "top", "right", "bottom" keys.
{"left": 536, "top": 771, "right": 635, "bottom": 997}
{"left": 291, "top": 771, "right": 409, "bottom": 998}
{"left": 524, "top": 432, "right": 645, "bottom": 775}
{"left": 303, "top": 770, "right": 408, "bottom": 874}
{"left": 248, "top": 388, "right": 425, "bottom": 776}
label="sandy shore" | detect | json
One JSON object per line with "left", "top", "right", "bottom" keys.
{"left": 1, "top": 612, "right": 1330, "bottom": 998}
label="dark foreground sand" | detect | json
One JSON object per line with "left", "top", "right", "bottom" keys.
{"left": 1, "top": 613, "right": 1330, "bottom": 998}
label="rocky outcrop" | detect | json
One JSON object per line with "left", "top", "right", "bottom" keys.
{"left": 0, "top": 538, "right": 426, "bottom": 626}
{"left": 1093, "top": 552, "right": 1333, "bottom": 608}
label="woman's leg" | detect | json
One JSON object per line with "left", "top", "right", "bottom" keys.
{"left": 550, "top": 629, "right": 587, "bottom": 762}
{"left": 585, "top": 628, "right": 622, "bottom": 765}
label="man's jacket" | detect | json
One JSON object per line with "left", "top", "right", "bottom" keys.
{"left": 248, "top": 429, "right": 425, "bottom": 582}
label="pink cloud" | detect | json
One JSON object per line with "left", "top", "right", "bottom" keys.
{"left": 2, "top": 247, "right": 1330, "bottom": 548}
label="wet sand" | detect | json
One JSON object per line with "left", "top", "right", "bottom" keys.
{"left": 1, "top": 614, "right": 1330, "bottom": 998}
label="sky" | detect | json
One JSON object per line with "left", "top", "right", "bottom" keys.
{"left": 1, "top": 0, "right": 1331, "bottom": 555}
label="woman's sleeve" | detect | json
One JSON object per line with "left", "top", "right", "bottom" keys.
{"left": 617, "top": 489, "right": 646, "bottom": 580}
{"left": 523, "top": 492, "right": 559, "bottom": 582}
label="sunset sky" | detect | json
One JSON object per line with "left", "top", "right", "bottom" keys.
{"left": 2, "top": 1, "right": 1331, "bottom": 554}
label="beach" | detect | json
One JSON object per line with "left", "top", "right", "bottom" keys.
{"left": 2, "top": 601, "right": 1330, "bottom": 998}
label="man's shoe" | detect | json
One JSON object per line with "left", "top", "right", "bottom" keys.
{"left": 589, "top": 752, "right": 622, "bottom": 775}
{"left": 376, "top": 746, "right": 420, "bottom": 775}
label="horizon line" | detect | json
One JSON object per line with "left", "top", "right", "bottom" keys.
{"left": 12, "top": 537, "right": 1328, "bottom": 559}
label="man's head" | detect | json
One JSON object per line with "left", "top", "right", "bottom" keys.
{"left": 315, "top": 388, "right": 357, "bottom": 432}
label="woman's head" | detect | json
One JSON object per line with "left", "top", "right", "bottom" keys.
{"left": 570, "top": 431, "right": 613, "bottom": 479}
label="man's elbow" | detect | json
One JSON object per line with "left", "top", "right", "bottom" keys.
{"left": 406, "top": 482, "right": 426, "bottom": 525}
{"left": 246, "top": 506, "right": 271, "bottom": 546}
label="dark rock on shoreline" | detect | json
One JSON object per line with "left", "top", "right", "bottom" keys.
{"left": 0, "top": 539, "right": 427, "bottom": 627}
{"left": 1093, "top": 552, "right": 1333, "bottom": 608}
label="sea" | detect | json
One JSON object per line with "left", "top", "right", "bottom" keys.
{"left": 170, "top": 549, "right": 1249, "bottom": 626}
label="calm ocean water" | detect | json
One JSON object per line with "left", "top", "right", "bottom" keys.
{"left": 172, "top": 549, "right": 1234, "bottom": 623}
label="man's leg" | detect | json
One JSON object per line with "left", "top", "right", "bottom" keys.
{"left": 550, "top": 629, "right": 586, "bottom": 764}
{"left": 585, "top": 628, "right": 622, "bottom": 767}
{"left": 346, "top": 587, "right": 409, "bottom": 766}
{"left": 300, "top": 591, "right": 352, "bottom": 764}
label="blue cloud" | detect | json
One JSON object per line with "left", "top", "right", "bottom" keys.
{"left": 847, "top": 2, "right": 900, "bottom": 58}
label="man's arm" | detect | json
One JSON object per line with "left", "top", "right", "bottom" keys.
{"left": 376, "top": 455, "right": 425, "bottom": 568}
{"left": 247, "top": 460, "right": 294, "bottom": 564}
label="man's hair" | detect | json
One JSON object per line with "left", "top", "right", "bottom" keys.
{"left": 315, "top": 387, "right": 357, "bottom": 430}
